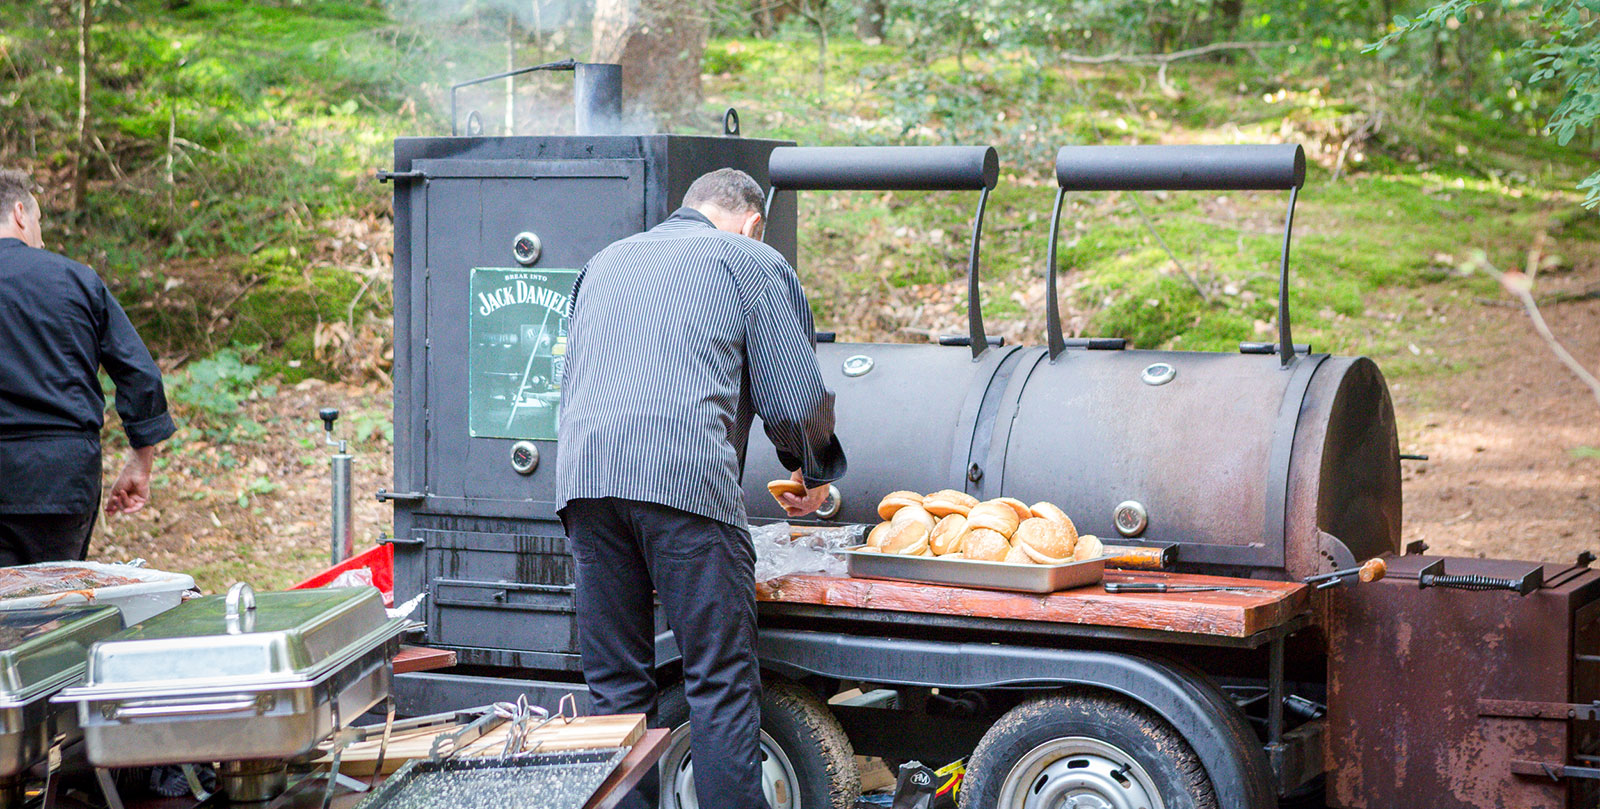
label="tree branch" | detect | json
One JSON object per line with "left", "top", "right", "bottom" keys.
{"left": 1469, "top": 251, "right": 1600, "bottom": 412}
{"left": 1059, "top": 40, "right": 1299, "bottom": 66}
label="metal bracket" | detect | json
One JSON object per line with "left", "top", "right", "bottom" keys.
{"left": 1511, "top": 760, "right": 1600, "bottom": 781}
{"left": 1479, "top": 699, "right": 1600, "bottom": 720}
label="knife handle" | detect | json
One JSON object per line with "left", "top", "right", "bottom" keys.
{"left": 1104, "top": 581, "right": 1167, "bottom": 593}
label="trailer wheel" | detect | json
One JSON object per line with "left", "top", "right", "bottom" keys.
{"left": 961, "top": 691, "right": 1217, "bottom": 809}
{"left": 657, "top": 680, "right": 859, "bottom": 809}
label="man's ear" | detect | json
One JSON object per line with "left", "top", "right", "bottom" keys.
{"left": 740, "top": 212, "right": 763, "bottom": 239}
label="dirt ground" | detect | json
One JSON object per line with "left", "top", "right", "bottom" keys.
{"left": 1394, "top": 263, "right": 1600, "bottom": 562}
{"left": 86, "top": 271, "right": 1598, "bottom": 592}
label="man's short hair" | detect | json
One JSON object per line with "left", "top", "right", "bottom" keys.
{"left": 0, "top": 169, "right": 36, "bottom": 216}
{"left": 683, "top": 168, "right": 764, "bottom": 216}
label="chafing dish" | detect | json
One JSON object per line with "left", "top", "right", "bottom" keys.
{"left": 0, "top": 605, "right": 122, "bottom": 779}
{"left": 55, "top": 584, "right": 409, "bottom": 768}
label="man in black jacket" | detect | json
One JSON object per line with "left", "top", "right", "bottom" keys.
{"left": 0, "top": 169, "right": 174, "bottom": 564}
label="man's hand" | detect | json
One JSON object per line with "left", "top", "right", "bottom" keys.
{"left": 776, "top": 468, "right": 830, "bottom": 518}
{"left": 106, "top": 446, "right": 155, "bottom": 516}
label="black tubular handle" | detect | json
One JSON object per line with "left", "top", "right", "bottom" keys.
{"left": 1054, "top": 144, "right": 1305, "bottom": 192}
{"left": 1045, "top": 144, "right": 1306, "bottom": 366}
{"left": 765, "top": 145, "right": 1000, "bottom": 359}
{"left": 769, "top": 146, "right": 999, "bottom": 191}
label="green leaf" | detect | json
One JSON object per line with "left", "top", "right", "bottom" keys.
{"left": 1571, "top": 446, "right": 1600, "bottom": 459}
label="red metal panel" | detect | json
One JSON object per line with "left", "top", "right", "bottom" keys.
{"left": 1326, "top": 555, "right": 1600, "bottom": 809}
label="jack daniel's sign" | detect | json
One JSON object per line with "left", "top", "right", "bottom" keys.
{"left": 467, "top": 267, "right": 580, "bottom": 441}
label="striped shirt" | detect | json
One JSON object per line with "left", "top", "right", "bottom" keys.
{"left": 556, "top": 207, "right": 846, "bottom": 528}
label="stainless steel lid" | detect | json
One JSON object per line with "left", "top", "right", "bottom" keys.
{"left": 0, "top": 605, "right": 123, "bottom": 707}
{"left": 69, "top": 585, "right": 398, "bottom": 696}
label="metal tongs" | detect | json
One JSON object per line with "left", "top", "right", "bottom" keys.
{"left": 428, "top": 693, "right": 578, "bottom": 762}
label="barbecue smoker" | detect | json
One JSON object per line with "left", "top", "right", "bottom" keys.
{"left": 380, "top": 62, "right": 1600, "bottom": 809}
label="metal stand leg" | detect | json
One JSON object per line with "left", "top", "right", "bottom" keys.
{"left": 1267, "top": 634, "right": 1285, "bottom": 746}
{"left": 93, "top": 770, "right": 125, "bottom": 809}
{"left": 41, "top": 717, "right": 61, "bottom": 809}
{"left": 372, "top": 695, "right": 397, "bottom": 779}
{"left": 181, "top": 764, "right": 214, "bottom": 802}
{"left": 319, "top": 703, "right": 344, "bottom": 809}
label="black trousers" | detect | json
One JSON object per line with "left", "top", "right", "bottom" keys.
{"left": 562, "top": 497, "right": 768, "bottom": 809}
{"left": 0, "top": 511, "right": 96, "bottom": 566}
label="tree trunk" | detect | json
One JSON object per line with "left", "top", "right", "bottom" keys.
{"left": 1213, "top": 0, "right": 1243, "bottom": 40}
{"left": 855, "top": 0, "right": 885, "bottom": 40}
{"left": 591, "top": 0, "right": 708, "bottom": 123}
{"left": 73, "top": 0, "right": 92, "bottom": 212}
{"left": 752, "top": 0, "right": 774, "bottom": 37}
{"left": 813, "top": 2, "right": 828, "bottom": 98}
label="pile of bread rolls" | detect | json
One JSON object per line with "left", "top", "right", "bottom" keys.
{"left": 860, "top": 490, "right": 1103, "bottom": 564}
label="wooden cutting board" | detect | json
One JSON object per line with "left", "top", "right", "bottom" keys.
{"left": 321, "top": 714, "right": 647, "bottom": 776}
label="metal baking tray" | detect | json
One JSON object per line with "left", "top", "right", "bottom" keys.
{"left": 841, "top": 546, "right": 1106, "bottom": 593}
{"left": 55, "top": 584, "right": 411, "bottom": 767}
{"left": 353, "top": 747, "right": 628, "bottom": 809}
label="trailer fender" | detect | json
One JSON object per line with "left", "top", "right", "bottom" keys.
{"left": 756, "top": 628, "right": 1276, "bottom": 809}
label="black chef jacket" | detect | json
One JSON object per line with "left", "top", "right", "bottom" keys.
{"left": 0, "top": 238, "right": 175, "bottom": 515}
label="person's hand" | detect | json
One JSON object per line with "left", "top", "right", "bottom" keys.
{"left": 106, "top": 446, "right": 155, "bottom": 516}
{"left": 776, "top": 468, "right": 830, "bottom": 518}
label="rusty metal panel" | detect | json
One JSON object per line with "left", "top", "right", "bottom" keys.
{"left": 1327, "top": 554, "right": 1600, "bottom": 809}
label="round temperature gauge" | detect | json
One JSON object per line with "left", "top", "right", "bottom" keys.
{"left": 510, "top": 441, "right": 540, "bottom": 475}
{"left": 512, "top": 231, "right": 543, "bottom": 266}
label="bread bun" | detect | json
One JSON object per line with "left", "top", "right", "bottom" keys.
{"left": 882, "top": 521, "right": 930, "bottom": 555}
{"left": 994, "top": 497, "right": 1034, "bottom": 523}
{"left": 929, "top": 514, "right": 968, "bottom": 555}
{"left": 890, "top": 504, "right": 936, "bottom": 532}
{"left": 962, "top": 528, "right": 1012, "bottom": 562}
{"left": 766, "top": 479, "right": 806, "bottom": 504}
{"left": 923, "top": 489, "right": 979, "bottom": 517}
{"left": 897, "top": 535, "right": 930, "bottom": 556}
{"left": 1014, "top": 517, "right": 1076, "bottom": 562}
{"left": 1003, "top": 543, "right": 1034, "bottom": 564}
{"left": 1073, "top": 534, "right": 1104, "bottom": 561}
{"left": 877, "top": 491, "right": 924, "bottom": 521}
{"left": 1028, "top": 501, "right": 1076, "bottom": 534}
{"left": 967, "top": 502, "right": 1020, "bottom": 537}
{"left": 865, "top": 521, "right": 891, "bottom": 549}
{"left": 942, "top": 552, "right": 965, "bottom": 560}
{"left": 857, "top": 546, "right": 882, "bottom": 553}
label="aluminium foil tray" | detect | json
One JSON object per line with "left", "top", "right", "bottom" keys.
{"left": 841, "top": 546, "right": 1106, "bottom": 593}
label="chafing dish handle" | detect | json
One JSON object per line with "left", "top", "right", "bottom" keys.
{"left": 111, "top": 697, "right": 264, "bottom": 720}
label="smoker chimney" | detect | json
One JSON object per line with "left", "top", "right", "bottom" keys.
{"left": 574, "top": 63, "right": 622, "bottom": 135}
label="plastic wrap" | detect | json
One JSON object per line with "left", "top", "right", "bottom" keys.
{"left": 751, "top": 523, "right": 864, "bottom": 582}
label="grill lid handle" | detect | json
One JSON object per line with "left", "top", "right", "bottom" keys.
{"left": 1045, "top": 144, "right": 1306, "bottom": 367}
{"left": 765, "top": 146, "right": 999, "bottom": 359}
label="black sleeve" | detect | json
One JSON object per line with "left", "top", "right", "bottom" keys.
{"left": 97, "top": 284, "right": 175, "bottom": 448}
{"left": 745, "top": 256, "right": 846, "bottom": 489}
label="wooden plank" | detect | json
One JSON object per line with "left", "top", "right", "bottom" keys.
{"left": 757, "top": 570, "right": 1306, "bottom": 638}
{"left": 393, "top": 645, "right": 456, "bottom": 674}
{"left": 584, "top": 729, "right": 672, "bottom": 809}
{"left": 322, "top": 714, "right": 646, "bottom": 775}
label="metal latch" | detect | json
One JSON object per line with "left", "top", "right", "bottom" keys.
{"left": 376, "top": 169, "right": 427, "bottom": 183}
{"left": 376, "top": 489, "right": 426, "bottom": 503}
{"left": 1417, "top": 559, "right": 1543, "bottom": 595}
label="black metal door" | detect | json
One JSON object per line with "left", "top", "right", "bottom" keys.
{"left": 413, "top": 158, "right": 645, "bottom": 518}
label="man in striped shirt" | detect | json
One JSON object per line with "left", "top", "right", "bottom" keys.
{"left": 557, "top": 168, "right": 846, "bottom": 809}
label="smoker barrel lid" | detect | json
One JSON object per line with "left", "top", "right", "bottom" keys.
{"left": 0, "top": 605, "right": 122, "bottom": 708}
{"left": 64, "top": 586, "right": 404, "bottom": 697}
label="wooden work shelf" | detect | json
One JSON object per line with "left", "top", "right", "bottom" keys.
{"left": 757, "top": 569, "right": 1307, "bottom": 639}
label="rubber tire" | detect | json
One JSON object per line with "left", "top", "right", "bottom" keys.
{"left": 961, "top": 690, "right": 1218, "bottom": 809}
{"left": 657, "top": 679, "right": 860, "bottom": 809}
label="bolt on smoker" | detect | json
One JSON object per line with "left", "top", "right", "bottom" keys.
{"left": 377, "top": 62, "right": 1600, "bottom": 809}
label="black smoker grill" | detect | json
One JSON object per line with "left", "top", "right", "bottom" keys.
{"left": 380, "top": 63, "right": 1600, "bottom": 809}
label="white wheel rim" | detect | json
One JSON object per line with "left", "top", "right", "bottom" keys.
{"left": 997, "top": 736, "right": 1165, "bottom": 809}
{"left": 660, "top": 724, "right": 800, "bottom": 809}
